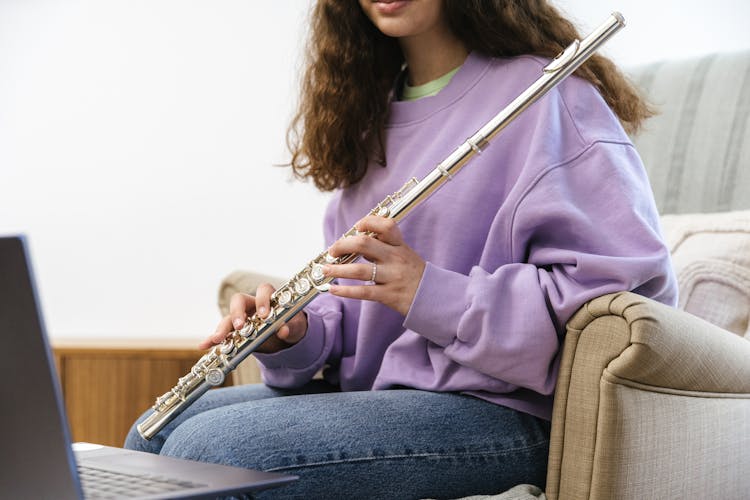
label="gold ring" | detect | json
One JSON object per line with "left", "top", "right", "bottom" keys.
{"left": 370, "top": 263, "right": 377, "bottom": 283}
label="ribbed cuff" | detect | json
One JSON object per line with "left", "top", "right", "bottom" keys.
{"left": 254, "top": 309, "right": 327, "bottom": 371}
{"left": 403, "top": 262, "right": 469, "bottom": 346}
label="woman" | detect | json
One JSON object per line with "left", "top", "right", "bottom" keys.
{"left": 126, "top": 1, "right": 677, "bottom": 498}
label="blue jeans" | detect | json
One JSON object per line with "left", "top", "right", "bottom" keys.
{"left": 125, "top": 382, "right": 550, "bottom": 499}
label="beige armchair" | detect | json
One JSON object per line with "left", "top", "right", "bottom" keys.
{"left": 546, "top": 292, "right": 750, "bottom": 499}
{"left": 217, "top": 50, "right": 750, "bottom": 499}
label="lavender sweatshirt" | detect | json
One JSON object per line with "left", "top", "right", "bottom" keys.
{"left": 255, "top": 52, "right": 678, "bottom": 420}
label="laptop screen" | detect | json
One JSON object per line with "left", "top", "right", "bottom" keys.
{"left": 0, "top": 236, "right": 83, "bottom": 498}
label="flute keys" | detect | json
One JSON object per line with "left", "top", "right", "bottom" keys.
{"left": 310, "top": 263, "right": 325, "bottom": 283}
{"left": 154, "top": 391, "right": 173, "bottom": 409}
{"left": 395, "top": 177, "right": 418, "bottom": 197}
{"left": 276, "top": 289, "right": 293, "bottom": 307}
{"left": 238, "top": 323, "right": 255, "bottom": 338}
{"left": 263, "top": 308, "right": 277, "bottom": 325}
{"left": 205, "top": 368, "right": 225, "bottom": 386}
{"left": 324, "top": 253, "right": 337, "bottom": 264}
{"left": 294, "top": 278, "right": 311, "bottom": 295}
{"left": 219, "top": 340, "right": 235, "bottom": 356}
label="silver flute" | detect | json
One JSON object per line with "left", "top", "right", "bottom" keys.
{"left": 138, "top": 12, "right": 626, "bottom": 440}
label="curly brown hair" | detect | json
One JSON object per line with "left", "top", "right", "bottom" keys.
{"left": 287, "top": 0, "right": 653, "bottom": 191}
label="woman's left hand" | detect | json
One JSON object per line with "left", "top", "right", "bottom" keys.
{"left": 323, "top": 215, "right": 426, "bottom": 316}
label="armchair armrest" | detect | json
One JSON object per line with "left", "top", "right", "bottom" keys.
{"left": 547, "top": 292, "right": 750, "bottom": 500}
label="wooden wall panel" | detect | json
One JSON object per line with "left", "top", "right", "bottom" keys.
{"left": 52, "top": 340, "right": 231, "bottom": 447}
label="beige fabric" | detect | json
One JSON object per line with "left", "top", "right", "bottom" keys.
{"left": 546, "top": 314, "right": 630, "bottom": 500}
{"left": 677, "top": 260, "right": 750, "bottom": 339}
{"left": 591, "top": 380, "right": 750, "bottom": 499}
{"left": 627, "top": 51, "right": 750, "bottom": 214}
{"left": 546, "top": 292, "right": 750, "bottom": 500}
{"left": 660, "top": 210, "right": 750, "bottom": 339}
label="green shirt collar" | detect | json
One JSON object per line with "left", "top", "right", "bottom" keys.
{"left": 401, "top": 66, "right": 461, "bottom": 101}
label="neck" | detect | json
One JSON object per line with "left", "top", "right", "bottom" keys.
{"left": 399, "top": 25, "right": 468, "bottom": 86}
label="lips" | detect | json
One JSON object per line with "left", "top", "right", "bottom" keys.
{"left": 372, "top": 0, "right": 410, "bottom": 14}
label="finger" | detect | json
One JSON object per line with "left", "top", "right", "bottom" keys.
{"left": 198, "top": 337, "right": 215, "bottom": 350}
{"left": 329, "top": 283, "right": 379, "bottom": 302}
{"left": 328, "top": 233, "right": 388, "bottom": 262}
{"left": 276, "top": 324, "right": 298, "bottom": 344}
{"left": 277, "top": 324, "right": 290, "bottom": 340}
{"left": 285, "top": 311, "right": 308, "bottom": 343}
{"left": 324, "top": 262, "right": 378, "bottom": 283}
{"left": 199, "top": 315, "right": 233, "bottom": 349}
{"left": 356, "top": 215, "right": 403, "bottom": 246}
{"left": 255, "top": 283, "right": 276, "bottom": 319}
{"left": 276, "top": 314, "right": 306, "bottom": 344}
{"left": 254, "top": 312, "right": 307, "bottom": 354}
{"left": 229, "top": 293, "right": 256, "bottom": 330}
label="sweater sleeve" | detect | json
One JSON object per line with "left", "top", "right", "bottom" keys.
{"left": 253, "top": 193, "right": 347, "bottom": 388}
{"left": 403, "top": 141, "right": 677, "bottom": 395}
{"left": 253, "top": 294, "right": 343, "bottom": 388}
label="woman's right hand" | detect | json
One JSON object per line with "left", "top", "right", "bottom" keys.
{"left": 198, "top": 283, "right": 308, "bottom": 353}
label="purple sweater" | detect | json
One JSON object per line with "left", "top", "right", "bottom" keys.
{"left": 255, "top": 52, "right": 678, "bottom": 420}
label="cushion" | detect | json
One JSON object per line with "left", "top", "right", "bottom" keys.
{"left": 660, "top": 210, "right": 750, "bottom": 339}
{"left": 627, "top": 51, "right": 750, "bottom": 215}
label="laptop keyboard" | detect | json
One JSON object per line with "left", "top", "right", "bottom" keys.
{"left": 78, "top": 464, "right": 207, "bottom": 499}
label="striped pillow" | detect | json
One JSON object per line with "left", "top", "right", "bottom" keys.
{"left": 627, "top": 51, "right": 750, "bottom": 215}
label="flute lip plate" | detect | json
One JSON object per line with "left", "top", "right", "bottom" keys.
{"left": 544, "top": 39, "right": 580, "bottom": 73}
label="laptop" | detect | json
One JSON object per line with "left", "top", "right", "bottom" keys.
{"left": 0, "top": 236, "right": 297, "bottom": 499}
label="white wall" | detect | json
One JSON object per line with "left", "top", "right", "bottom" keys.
{"left": 1, "top": 1, "right": 749, "bottom": 341}
{"left": 557, "top": 0, "right": 750, "bottom": 66}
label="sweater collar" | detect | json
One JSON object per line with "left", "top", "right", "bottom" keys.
{"left": 387, "top": 51, "right": 493, "bottom": 127}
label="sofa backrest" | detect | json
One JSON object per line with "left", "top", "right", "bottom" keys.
{"left": 627, "top": 50, "right": 750, "bottom": 215}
